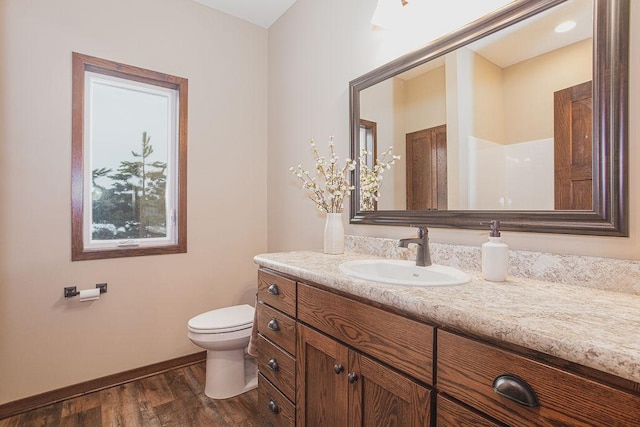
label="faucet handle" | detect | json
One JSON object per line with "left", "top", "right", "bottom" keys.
{"left": 410, "top": 225, "right": 428, "bottom": 238}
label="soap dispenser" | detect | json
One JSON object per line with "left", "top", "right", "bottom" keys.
{"left": 482, "top": 220, "right": 509, "bottom": 282}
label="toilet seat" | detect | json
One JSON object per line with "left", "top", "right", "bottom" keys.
{"left": 188, "top": 304, "right": 254, "bottom": 334}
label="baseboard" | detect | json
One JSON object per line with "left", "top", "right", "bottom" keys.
{"left": 0, "top": 351, "right": 206, "bottom": 420}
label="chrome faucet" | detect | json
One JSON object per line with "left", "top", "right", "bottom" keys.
{"left": 399, "top": 226, "right": 432, "bottom": 267}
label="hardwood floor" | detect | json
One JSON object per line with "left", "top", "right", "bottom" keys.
{"left": 0, "top": 362, "right": 270, "bottom": 427}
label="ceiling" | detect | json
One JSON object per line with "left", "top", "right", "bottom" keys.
{"left": 471, "top": 0, "right": 592, "bottom": 68}
{"left": 397, "top": 0, "right": 592, "bottom": 80}
{"left": 192, "top": 0, "right": 591, "bottom": 63}
{"left": 193, "top": 0, "right": 296, "bottom": 28}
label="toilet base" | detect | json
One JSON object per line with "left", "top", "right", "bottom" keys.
{"left": 204, "top": 348, "right": 258, "bottom": 399}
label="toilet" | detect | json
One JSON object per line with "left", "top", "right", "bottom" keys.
{"left": 187, "top": 304, "right": 258, "bottom": 399}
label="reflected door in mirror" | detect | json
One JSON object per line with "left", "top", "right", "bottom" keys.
{"left": 406, "top": 125, "right": 447, "bottom": 210}
{"left": 554, "top": 81, "right": 592, "bottom": 210}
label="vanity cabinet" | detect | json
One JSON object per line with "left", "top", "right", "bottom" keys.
{"left": 256, "top": 270, "right": 297, "bottom": 427}
{"left": 297, "top": 323, "right": 432, "bottom": 426}
{"left": 256, "top": 266, "right": 640, "bottom": 426}
{"left": 257, "top": 269, "right": 434, "bottom": 426}
{"left": 437, "top": 329, "right": 640, "bottom": 426}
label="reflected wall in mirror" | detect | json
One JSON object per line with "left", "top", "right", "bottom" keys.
{"left": 349, "top": 0, "right": 628, "bottom": 236}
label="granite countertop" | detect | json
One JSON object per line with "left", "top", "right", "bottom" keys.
{"left": 254, "top": 250, "right": 640, "bottom": 384}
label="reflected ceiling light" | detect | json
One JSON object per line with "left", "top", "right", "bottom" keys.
{"left": 371, "top": 0, "right": 410, "bottom": 30}
{"left": 555, "top": 20, "right": 577, "bottom": 33}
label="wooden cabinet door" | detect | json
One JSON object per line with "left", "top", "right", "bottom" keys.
{"left": 297, "top": 324, "right": 433, "bottom": 426}
{"left": 349, "top": 351, "right": 432, "bottom": 426}
{"left": 297, "top": 324, "right": 349, "bottom": 426}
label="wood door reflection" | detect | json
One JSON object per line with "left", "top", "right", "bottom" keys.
{"left": 406, "top": 125, "right": 447, "bottom": 211}
{"left": 554, "top": 81, "right": 593, "bottom": 210}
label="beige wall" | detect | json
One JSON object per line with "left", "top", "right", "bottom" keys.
{"left": 403, "top": 67, "right": 447, "bottom": 133}
{"left": 471, "top": 52, "right": 505, "bottom": 144}
{"left": 503, "top": 38, "right": 592, "bottom": 144}
{"left": 0, "top": 0, "right": 267, "bottom": 404}
{"left": 268, "top": 0, "right": 638, "bottom": 260}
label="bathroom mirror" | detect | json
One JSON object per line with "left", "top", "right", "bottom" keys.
{"left": 349, "top": 0, "right": 628, "bottom": 236}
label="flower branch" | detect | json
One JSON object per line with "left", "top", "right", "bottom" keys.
{"left": 359, "top": 146, "right": 401, "bottom": 211}
{"left": 290, "top": 137, "right": 356, "bottom": 213}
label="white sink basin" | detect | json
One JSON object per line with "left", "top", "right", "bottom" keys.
{"left": 339, "top": 259, "right": 471, "bottom": 287}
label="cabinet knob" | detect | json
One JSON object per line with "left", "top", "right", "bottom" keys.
{"left": 347, "top": 372, "right": 358, "bottom": 384}
{"left": 267, "top": 284, "right": 280, "bottom": 295}
{"left": 334, "top": 364, "right": 344, "bottom": 374}
{"left": 267, "top": 318, "right": 280, "bottom": 331}
{"left": 492, "top": 374, "right": 539, "bottom": 407}
{"left": 267, "top": 358, "right": 280, "bottom": 372}
{"left": 267, "top": 399, "right": 280, "bottom": 414}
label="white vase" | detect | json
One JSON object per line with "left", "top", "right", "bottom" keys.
{"left": 324, "top": 212, "right": 344, "bottom": 255}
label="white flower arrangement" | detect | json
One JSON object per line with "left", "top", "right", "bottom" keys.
{"left": 359, "top": 146, "right": 400, "bottom": 211}
{"left": 290, "top": 137, "right": 357, "bottom": 213}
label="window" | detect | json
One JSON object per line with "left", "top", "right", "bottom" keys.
{"left": 72, "top": 53, "right": 187, "bottom": 260}
{"left": 359, "top": 119, "right": 377, "bottom": 170}
{"left": 359, "top": 119, "right": 377, "bottom": 211}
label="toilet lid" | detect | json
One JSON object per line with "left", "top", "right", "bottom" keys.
{"left": 188, "top": 304, "right": 254, "bottom": 334}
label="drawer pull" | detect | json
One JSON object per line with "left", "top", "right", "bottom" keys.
{"left": 267, "top": 284, "right": 280, "bottom": 295}
{"left": 492, "top": 374, "right": 539, "bottom": 407}
{"left": 347, "top": 372, "right": 359, "bottom": 384}
{"left": 267, "top": 358, "right": 280, "bottom": 372}
{"left": 267, "top": 318, "right": 280, "bottom": 331}
{"left": 334, "top": 364, "right": 344, "bottom": 374}
{"left": 267, "top": 399, "right": 280, "bottom": 414}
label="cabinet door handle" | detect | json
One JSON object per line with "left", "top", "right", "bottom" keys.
{"left": 334, "top": 364, "right": 344, "bottom": 374}
{"left": 267, "top": 399, "right": 280, "bottom": 414}
{"left": 347, "top": 372, "right": 358, "bottom": 383}
{"left": 492, "top": 374, "right": 539, "bottom": 407}
{"left": 267, "top": 358, "right": 280, "bottom": 372}
{"left": 267, "top": 318, "right": 280, "bottom": 331}
{"left": 267, "top": 284, "right": 280, "bottom": 295}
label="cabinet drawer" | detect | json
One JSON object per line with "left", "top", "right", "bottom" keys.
{"left": 258, "top": 374, "right": 295, "bottom": 427}
{"left": 298, "top": 283, "right": 434, "bottom": 385}
{"left": 257, "top": 302, "right": 296, "bottom": 355}
{"left": 437, "top": 330, "right": 640, "bottom": 426}
{"left": 437, "top": 394, "right": 500, "bottom": 427}
{"left": 257, "top": 334, "right": 296, "bottom": 402}
{"left": 258, "top": 269, "right": 296, "bottom": 317}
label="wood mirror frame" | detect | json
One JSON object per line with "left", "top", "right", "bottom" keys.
{"left": 349, "top": 0, "right": 628, "bottom": 236}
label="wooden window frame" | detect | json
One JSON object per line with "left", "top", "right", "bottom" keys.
{"left": 359, "top": 119, "right": 378, "bottom": 211}
{"left": 71, "top": 52, "right": 188, "bottom": 261}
